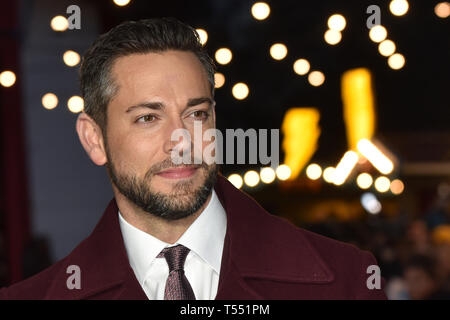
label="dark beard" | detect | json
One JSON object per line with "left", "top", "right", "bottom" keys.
{"left": 105, "top": 152, "right": 219, "bottom": 221}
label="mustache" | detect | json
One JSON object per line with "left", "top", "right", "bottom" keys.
{"left": 146, "top": 157, "right": 210, "bottom": 177}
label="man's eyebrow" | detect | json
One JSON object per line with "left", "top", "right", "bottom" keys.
{"left": 125, "top": 101, "right": 164, "bottom": 113}
{"left": 186, "top": 97, "right": 215, "bottom": 108}
{"left": 125, "top": 97, "right": 215, "bottom": 113}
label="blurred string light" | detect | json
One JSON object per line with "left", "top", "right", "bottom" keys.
{"left": 67, "top": 96, "right": 84, "bottom": 113}
{"left": 361, "top": 193, "right": 382, "bottom": 214}
{"left": 270, "top": 43, "right": 288, "bottom": 60}
{"left": 357, "top": 173, "right": 373, "bottom": 189}
{"left": 113, "top": 0, "right": 131, "bottom": 7}
{"left": 333, "top": 151, "right": 359, "bottom": 185}
{"left": 341, "top": 68, "right": 375, "bottom": 150}
{"left": 378, "top": 39, "right": 396, "bottom": 57}
{"left": 389, "top": 0, "right": 409, "bottom": 16}
{"left": 390, "top": 179, "right": 405, "bottom": 195}
{"left": 195, "top": 28, "right": 208, "bottom": 45}
{"left": 42, "top": 93, "right": 58, "bottom": 110}
{"left": 374, "top": 176, "right": 391, "bottom": 193}
{"left": 369, "top": 25, "right": 388, "bottom": 43}
{"left": 281, "top": 108, "right": 320, "bottom": 179}
{"left": 435, "top": 2, "right": 450, "bottom": 18}
{"left": 215, "top": 48, "right": 232, "bottom": 65}
{"left": 388, "top": 53, "right": 406, "bottom": 70}
{"left": 323, "top": 167, "right": 336, "bottom": 183}
{"left": 232, "top": 82, "right": 249, "bottom": 100}
{"left": 214, "top": 72, "right": 225, "bottom": 89}
{"left": 0, "top": 70, "right": 16, "bottom": 87}
{"left": 306, "top": 163, "right": 322, "bottom": 180}
{"left": 357, "top": 139, "right": 394, "bottom": 175}
{"left": 328, "top": 14, "right": 346, "bottom": 31}
{"left": 260, "top": 167, "right": 276, "bottom": 183}
{"left": 63, "top": 50, "right": 80, "bottom": 67}
{"left": 228, "top": 173, "right": 243, "bottom": 189}
{"left": 251, "top": 2, "right": 271, "bottom": 21}
{"left": 324, "top": 14, "right": 346, "bottom": 46}
{"left": 293, "top": 58, "right": 310, "bottom": 75}
{"left": 276, "top": 164, "right": 291, "bottom": 181}
{"left": 50, "top": 15, "right": 68, "bottom": 31}
{"left": 244, "top": 170, "right": 260, "bottom": 187}
{"left": 324, "top": 29, "right": 342, "bottom": 45}
{"left": 308, "top": 71, "right": 325, "bottom": 86}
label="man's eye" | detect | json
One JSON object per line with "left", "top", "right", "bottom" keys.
{"left": 136, "top": 114, "right": 157, "bottom": 123}
{"left": 191, "top": 110, "right": 209, "bottom": 120}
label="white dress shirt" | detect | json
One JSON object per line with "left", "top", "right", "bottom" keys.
{"left": 118, "top": 189, "right": 227, "bottom": 300}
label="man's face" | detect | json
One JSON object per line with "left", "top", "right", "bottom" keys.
{"left": 104, "top": 50, "right": 218, "bottom": 220}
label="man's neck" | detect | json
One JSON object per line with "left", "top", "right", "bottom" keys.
{"left": 114, "top": 191, "right": 212, "bottom": 244}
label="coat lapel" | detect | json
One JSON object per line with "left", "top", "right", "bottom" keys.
{"left": 213, "top": 173, "right": 335, "bottom": 299}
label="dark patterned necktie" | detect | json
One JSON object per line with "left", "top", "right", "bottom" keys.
{"left": 157, "top": 244, "right": 196, "bottom": 300}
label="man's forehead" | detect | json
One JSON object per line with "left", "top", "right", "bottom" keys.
{"left": 108, "top": 51, "right": 211, "bottom": 110}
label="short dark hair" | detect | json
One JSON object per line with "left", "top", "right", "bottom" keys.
{"left": 79, "top": 17, "right": 216, "bottom": 135}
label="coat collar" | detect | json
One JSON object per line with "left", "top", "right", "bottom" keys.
{"left": 46, "top": 173, "right": 333, "bottom": 299}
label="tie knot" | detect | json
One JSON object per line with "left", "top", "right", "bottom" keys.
{"left": 157, "top": 244, "right": 190, "bottom": 272}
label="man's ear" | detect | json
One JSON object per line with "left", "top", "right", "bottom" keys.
{"left": 76, "top": 112, "right": 107, "bottom": 166}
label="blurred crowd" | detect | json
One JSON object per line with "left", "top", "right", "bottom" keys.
{"left": 306, "top": 182, "right": 450, "bottom": 300}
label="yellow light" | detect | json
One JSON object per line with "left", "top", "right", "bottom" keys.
{"left": 333, "top": 151, "right": 359, "bottom": 185}
{"left": 214, "top": 73, "right": 225, "bottom": 89}
{"left": 324, "top": 29, "right": 342, "bottom": 45}
{"left": 0, "top": 70, "right": 16, "bottom": 87}
{"left": 390, "top": 179, "right": 404, "bottom": 195}
{"left": 260, "top": 167, "right": 276, "bottom": 184}
{"left": 251, "top": 2, "right": 271, "bottom": 20}
{"left": 378, "top": 39, "right": 396, "bottom": 57}
{"left": 369, "top": 25, "right": 388, "bottom": 43}
{"left": 323, "top": 167, "right": 336, "bottom": 183}
{"left": 341, "top": 68, "right": 376, "bottom": 150}
{"left": 357, "top": 173, "right": 373, "bottom": 189}
{"left": 308, "top": 71, "right": 325, "bottom": 87}
{"left": 328, "top": 14, "right": 346, "bottom": 31}
{"left": 276, "top": 164, "right": 291, "bottom": 181}
{"left": 270, "top": 43, "right": 288, "bottom": 60}
{"left": 196, "top": 28, "right": 208, "bottom": 45}
{"left": 42, "top": 93, "right": 58, "bottom": 110}
{"left": 113, "top": 0, "right": 131, "bottom": 6}
{"left": 67, "top": 96, "right": 84, "bottom": 113}
{"left": 215, "top": 48, "right": 232, "bottom": 65}
{"left": 244, "top": 170, "right": 260, "bottom": 187}
{"left": 357, "top": 139, "right": 394, "bottom": 175}
{"left": 435, "top": 2, "right": 450, "bottom": 18}
{"left": 388, "top": 53, "right": 405, "bottom": 70}
{"left": 293, "top": 59, "right": 310, "bottom": 75}
{"left": 375, "top": 176, "right": 391, "bottom": 193}
{"left": 281, "top": 108, "right": 321, "bottom": 180}
{"left": 228, "top": 174, "right": 243, "bottom": 189}
{"left": 50, "top": 15, "right": 69, "bottom": 32}
{"left": 306, "top": 163, "right": 322, "bottom": 180}
{"left": 63, "top": 50, "right": 80, "bottom": 67}
{"left": 390, "top": 0, "right": 409, "bottom": 16}
{"left": 232, "top": 82, "right": 249, "bottom": 100}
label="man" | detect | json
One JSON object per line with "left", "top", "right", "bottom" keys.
{"left": 0, "top": 18, "right": 386, "bottom": 299}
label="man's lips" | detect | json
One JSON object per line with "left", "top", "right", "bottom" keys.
{"left": 155, "top": 166, "right": 200, "bottom": 179}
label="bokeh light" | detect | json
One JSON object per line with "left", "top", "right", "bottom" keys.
{"left": 232, "top": 82, "right": 249, "bottom": 100}
{"left": 270, "top": 43, "right": 288, "bottom": 60}
{"left": 293, "top": 59, "right": 310, "bottom": 75}
{"left": 251, "top": 2, "right": 271, "bottom": 20}
{"left": 0, "top": 71, "right": 16, "bottom": 87}
{"left": 42, "top": 93, "right": 58, "bottom": 110}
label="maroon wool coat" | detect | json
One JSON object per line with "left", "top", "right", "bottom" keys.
{"left": 0, "top": 174, "right": 387, "bottom": 299}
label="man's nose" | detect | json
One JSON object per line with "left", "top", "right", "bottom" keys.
{"left": 162, "top": 116, "right": 192, "bottom": 157}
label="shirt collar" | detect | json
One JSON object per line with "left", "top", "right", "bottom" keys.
{"left": 118, "top": 189, "right": 227, "bottom": 284}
